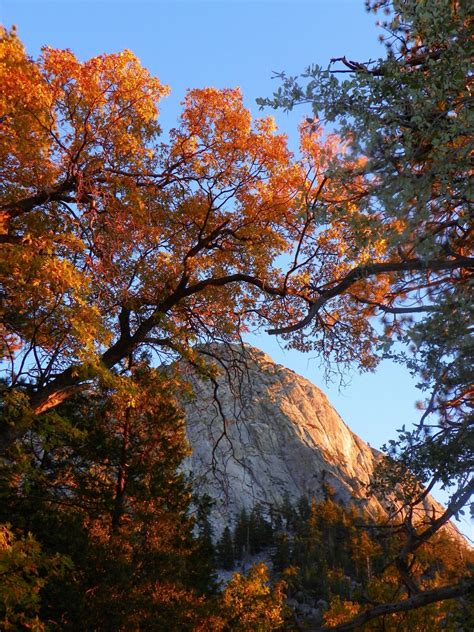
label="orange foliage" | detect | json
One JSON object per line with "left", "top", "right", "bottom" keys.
{"left": 1, "top": 27, "right": 403, "bottom": 437}
{"left": 219, "top": 563, "right": 286, "bottom": 631}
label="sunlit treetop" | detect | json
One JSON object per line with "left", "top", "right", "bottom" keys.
{"left": 1, "top": 26, "right": 370, "bottom": 438}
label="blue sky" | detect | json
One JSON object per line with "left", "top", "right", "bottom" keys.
{"left": 2, "top": 0, "right": 470, "bottom": 534}
{"left": 1, "top": 0, "right": 384, "bottom": 144}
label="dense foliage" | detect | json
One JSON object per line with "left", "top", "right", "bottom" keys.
{"left": 1, "top": 370, "right": 216, "bottom": 629}
{"left": 0, "top": 371, "right": 288, "bottom": 630}
{"left": 1, "top": 21, "right": 401, "bottom": 451}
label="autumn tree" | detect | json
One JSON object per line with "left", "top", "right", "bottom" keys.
{"left": 218, "top": 563, "right": 286, "bottom": 631}
{"left": 0, "top": 525, "right": 70, "bottom": 631}
{"left": 1, "top": 15, "right": 472, "bottom": 627}
{"left": 1, "top": 25, "right": 402, "bottom": 454}
{"left": 266, "top": 496, "right": 473, "bottom": 631}
{"left": 259, "top": 0, "right": 473, "bottom": 626}
{"left": 0, "top": 24, "right": 353, "bottom": 631}
{"left": 0, "top": 25, "right": 308, "bottom": 451}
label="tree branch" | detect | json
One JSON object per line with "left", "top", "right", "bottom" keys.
{"left": 0, "top": 271, "right": 296, "bottom": 454}
{"left": 1, "top": 181, "right": 77, "bottom": 220}
{"left": 351, "top": 295, "right": 438, "bottom": 314}
{"left": 181, "top": 273, "right": 289, "bottom": 299}
{"left": 268, "top": 256, "right": 474, "bottom": 335}
{"left": 308, "top": 578, "right": 473, "bottom": 631}
{"left": 396, "top": 478, "right": 474, "bottom": 562}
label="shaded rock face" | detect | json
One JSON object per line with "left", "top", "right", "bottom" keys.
{"left": 181, "top": 345, "right": 387, "bottom": 534}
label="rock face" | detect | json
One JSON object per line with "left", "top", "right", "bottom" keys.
{"left": 181, "top": 344, "right": 462, "bottom": 542}
{"left": 181, "top": 344, "right": 386, "bottom": 533}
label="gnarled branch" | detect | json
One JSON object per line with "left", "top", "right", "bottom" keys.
{"left": 268, "top": 256, "right": 474, "bottom": 335}
{"left": 308, "top": 578, "right": 473, "bottom": 631}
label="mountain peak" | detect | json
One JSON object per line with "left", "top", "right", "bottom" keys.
{"left": 181, "top": 344, "right": 462, "bottom": 544}
{"left": 182, "top": 344, "right": 383, "bottom": 531}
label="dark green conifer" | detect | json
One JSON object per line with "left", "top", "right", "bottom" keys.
{"left": 297, "top": 495, "right": 311, "bottom": 521}
{"left": 216, "top": 526, "right": 234, "bottom": 570}
{"left": 249, "top": 504, "right": 273, "bottom": 553}
{"left": 0, "top": 369, "right": 215, "bottom": 630}
{"left": 272, "top": 532, "right": 291, "bottom": 573}
{"left": 233, "top": 508, "right": 250, "bottom": 559}
{"left": 280, "top": 492, "right": 295, "bottom": 530}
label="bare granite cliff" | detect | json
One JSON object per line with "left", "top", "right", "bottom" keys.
{"left": 179, "top": 344, "right": 459, "bottom": 540}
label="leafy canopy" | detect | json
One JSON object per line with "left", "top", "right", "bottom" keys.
{"left": 1, "top": 25, "right": 386, "bottom": 451}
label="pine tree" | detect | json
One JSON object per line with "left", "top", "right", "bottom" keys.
{"left": 297, "top": 495, "right": 311, "bottom": 522}
{"left": 280, "top": 492, "right": 295, "bottom": 531}
{"left": 0, "top": 368, "right": 215, "bottom": 630}
{"left": 234, "top": 508, "right": 250, "bottom": 560}
{"left": 269, "top": 503, "right": 282, "bottom": 532}
{"left": 292, "top": 500, "right": 329, "bottom": 598}
{"left": 272, "top": 533, "right": 291, "bottom": 574}
{"left": 194, "top": 492, "right": 216, "bottom": 584}
{"left": 248, "top": 504, "right": 273, "bottom": 554}
{"left": 216, "top": 526, "right": 234, "bottom": 571}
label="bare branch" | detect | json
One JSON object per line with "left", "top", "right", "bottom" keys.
{"left": 397, "top": 478, "right": 474, "bottom": 561}
{"left": 351, "top": 295, "right": 439, "bottom": 315}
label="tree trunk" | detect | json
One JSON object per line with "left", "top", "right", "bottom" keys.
{"left": 111, "top": 407, "right": 131, "bottom": 533}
